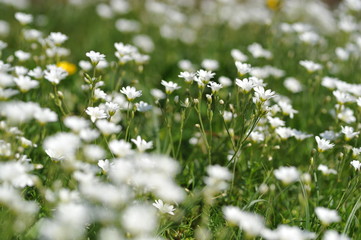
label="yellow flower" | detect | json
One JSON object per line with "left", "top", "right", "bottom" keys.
{"left": 57, "top": 61, "right": 77, "bottom": 75}
{"left": 266, "top": 0, "right": 282, "bottom": 11}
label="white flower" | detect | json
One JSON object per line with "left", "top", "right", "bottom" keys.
{"left": 223, "top": 111, "right": 235, "bottom": 122}
{"left": 201, "top": 59, "right": 219, "bottom": 71}
{"left": 333, "top": 91, "right": 354, "bottom": 104}
{"left": 96, "top": 120, "right": 121, "bottom": 135}
{"left": 223, "top": 206, "right": 242, "bottom": 225}
{"left": 207, "top": 81, "right": 222, "bottom": 93}
{"left": 300, "top": 60, "right": 322, "bottom": 72}
{"left": 83, "top": 145, "right": 105, "bottom": 161}
{"left": 122, "top": 204, "right": 157, "bottom": 236}
{"left": 315, "top": 207, "right": 340, "bottom": 225}
{"left": 15, "top": 12, "right": 33, "bottom": 25}
{"left": 131, "top": 136, "right": 153, "bottom": 152}
{"left": 337, "top": 107, "right": 356, "bottom": 124}
{"left": 79, "top": 128, "right": 100, "bottom": 142}
{"left": 238, "top": 211, "right": 265, "bottom": 237}
{"left": 0, "top": 161, "right": 35, "bottom": 187}
{"left": 196, "top": 69, "right": 215, "bottom": 83}
{"left": 136, "top": 101, "right": 152, "bottom": 112}
{"left": 231, "top": 49, "right": 248, "bottom": 62}
{"left": 153, "top": 199, "right": 176, "bottom": 215}
{"left": 235, "top": 78, "right": 254, "bottom": 93}
{"left": 79, "top": 60, "right": 92, "bottom": 71}
{"left": 315, "top": 136, "right": 335, "bottom": 152}
{"left": 267, "top": 116, "right": 285, "bottom": 128}
{"left": 44, "top": 133, "right": 81, "bottom": 161}
{"left": 284, "top": 77, "right": 303, "bottom": 93}
{"left": 23, "top": 29, "right": 42, "bottom": 41}
{"left": 44, "top": 65, "right": 68, "bottom": 85}
{"left": 98, "top": 159, "right": 111, "bottom": 173}
{"left": 150, "top": 88, "right": 166, "bottom": 100}
{"left": 341, "top": 126, "right": 359, "bottom": 141}
{"left": 0, "top": 101, "right": 40, "bottom": 124}
{"left": 34, "top": 108, "right": 58, "bottom": 124}
{"left": 14, "top": 75, "right": 38, "bottom": 92}
{"left": 323, "top": 230, "right": 350, "bottom": 240}
{"left": 64, "top": 116, "right": 89, "bottom": 132}
{"left": 94, "top": 88, "right": 108, "bottom": 100}
{"left": 0, "top": 89, "right": 19, "bottom": 99}
{"left": 274, "top": 166, "right": 300, "bottom": 184}
{"left": 178, "top": 59, "right": 194, "bottom": 71}
{"left": 15, "top": 50, "right": 31, "bottom": 61}
{"left": 350, "top": 160, "right": 361, "bottom": 170}
{"left": 223, "top": 206, "right": 265, "bottom": 237}
{"left": 86, "top": 51, "right": 106, "bottom": 65}
{"left": 262, "top": 225, "right": 315, "bottom": 240}
{"left": 161, "top": 80, "right": 181, "bottom": 94}
{"left": 114, "top": 42, "right": 137, "bottom": 56}
{"left": 320, "top": 130, "right": 339, "bottom": 141}
{"left": 218, "top": 76, "right": 232, "bottom": 87}
{"left": 0, "top": 40, "right": 7, "bottom": 50}
{"left": 86, "top": 107, "right": 107, "bottom": 122}
{"left": 248, "top": 43, "right": 272, "bottom": 59}
{"left": 120, "top": 86, "right": 142, "bottom": 101}
{"left": 318, "top": 164, "right": 337, "bottom": 175}
{"left": 14, "top": 66, "right": 28, "bottom": 76}
{"left": 105, "top": 102, "right": 120, "bottom": 116}
{"left": 109, "top": 139, "right": 133, "bottom": 157}
{"left": 293, "top": 129, "right": 313, "bottom": 141}
{"left": 253, "top": 86, "right": 276, "bottom": 103}
{"left": 235, "top": 61, "right": 251, "bottom": 75}
{"left": 178, "top": 71, "right": 195, "bottom": 83}
{"left": 47, "top": 32, "right": 68, "bottom": 45}
{"left": 250, "top": 131, "right": 264, "bottom": 142}
{"left": 28, "top": 67, "right": 44, "bottom": 79}
{"left": 352, "top": 147, "right": 361, "bottom": 157}
{"left": 204, "top": 165, "right": 232, "bottom": 194}
{"left": 278, "top": 101, "right": 298, "bottom": 119}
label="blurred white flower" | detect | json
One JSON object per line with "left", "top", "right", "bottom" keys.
{"left": 44, "top": 132, "right": 81, "bottom": 161}
{"left": 109, "top": 139, "right": 133, "bottom": 157}
{"left": 47, "top": 32, "right": 68, "bottom": 45}
{"left": 323, "top": 230, "right": 350, "bottom": 240}
{"left": 96, "top": 119, "right": 121, "bottom": 135}
{"left": 15, "top": 12, "right": 33, "bottom": 25}
{"left": 122, "top": 204, "right": 157, "bottom": 236}
{"left": 350, "top": 160, "right": 361, "bottom": 171}
{"left": 315, "top": 207, "right": 340, "bottom": 225}
{"left": 34, "top": 108, "right": 58, "bottom": 124}
{"left": 318, "top": 164, "right": 337, "bottom": 175}
{"left": 201, "top": 59, "right": 219, "bottom": 71}
{"left": 235, "top": 61, "right": 251, "bottom": 76}
{"left": 284, "top": 77, "right": 303, "bottom": 93}
{"left": 14, "top": 75, "right": 38, "bottom": 92}
{"left": 274, "top": 166, "right": 300, "bottom": 184}
{"left": 300, "top": 60, "right": 322, "bottom": 72}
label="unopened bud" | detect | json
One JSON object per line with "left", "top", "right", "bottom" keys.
{"left": 174, "top": 95, "right": 179, "bottom": 103}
